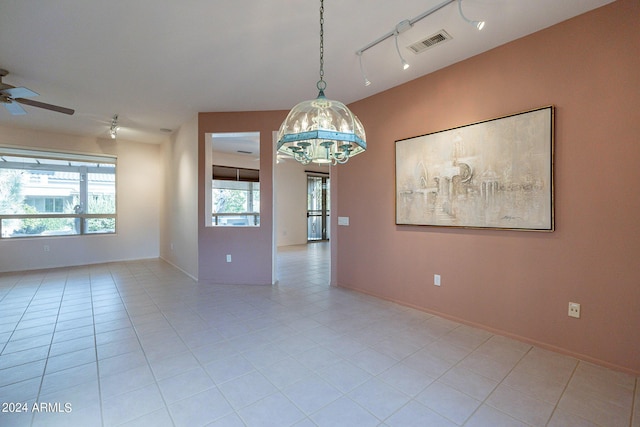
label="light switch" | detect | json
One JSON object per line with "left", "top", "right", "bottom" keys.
{"left": 338, "top": 216, "right": 350, "bottom": 226}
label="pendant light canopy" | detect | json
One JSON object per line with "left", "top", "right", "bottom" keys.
{"left": 277, "top": 0, "right": 366, "bottom": 165}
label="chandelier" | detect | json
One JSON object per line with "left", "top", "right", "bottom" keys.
{"left": 277, "top": 0, "right": 366, "bottom": 165}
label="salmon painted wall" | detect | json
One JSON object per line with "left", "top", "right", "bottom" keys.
{"left": 336, "top": 0, "right": 639, "bottom": 373}
{"left": 198, "top": 111, "right": 285, "bottom": 284}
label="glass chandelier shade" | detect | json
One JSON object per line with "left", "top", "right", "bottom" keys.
{"left": 277, "top": 0, "right": 367, "bottom": 165}
{"left": 277, "top": 87, "right": 366, "bottom": 165}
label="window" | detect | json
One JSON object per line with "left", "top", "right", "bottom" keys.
{"left": 205, "top": 131, "right": 261, "bottom": 227}
{"left": 0, "top": 147, "right": 116, "bottom": 238}
{"left": 211, "top": 165, "right": 260, "bottom": 226}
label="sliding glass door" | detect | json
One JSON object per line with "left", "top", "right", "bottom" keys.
{"left": 307, "top": 175, "right": 329, "bottom": 241}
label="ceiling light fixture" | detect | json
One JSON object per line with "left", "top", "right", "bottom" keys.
{"left": 277, "top": 0, "right": 366, "bottom": 165}
{"left": 458, "top": 0, "right": 485, "bottom": 30}
{"left": 109, "top": 114, "right": 119, "bottom": 139}
{"left": 357, "top": 52, "right": 371, "bottom": 87}
{"left": 394, "top": 30, "right": 410, "bottom": 70}
{"left": 354, "top": 0, "right": 486, "bottom": 82}
{"left": 395, "top": 20, "right": 413, "bottom": 70}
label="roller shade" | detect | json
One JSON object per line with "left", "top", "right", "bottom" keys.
{"left": 212, "top": 165, "right": 259, "bottom": 182}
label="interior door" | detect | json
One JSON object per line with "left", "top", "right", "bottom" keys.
{"left": 307, "top": 175, "right": 329, "bottom": 241}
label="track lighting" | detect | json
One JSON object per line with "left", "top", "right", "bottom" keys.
{"left": 458, "top": 0, "right": 485, "bottom": 30}
{"left": 109, "top": 114, "right": 119, "bottom": 139}
{"left": 357, "top": 52, "right": 371, "bottom": 86}
{"left": 354, "top": 0, "right": 486, "bottom": 81}
{"left": 394, "top": 31, "right": 410, "bottom": 70}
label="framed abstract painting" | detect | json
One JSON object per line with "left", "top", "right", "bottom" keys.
{"left": 395, "top": 106, "right": 554, "bottom": 231}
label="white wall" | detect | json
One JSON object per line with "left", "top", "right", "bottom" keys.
{"left": 275, "top": 159, "right": 328, "bottom": 247}
{"left": 160, "top": 115, "right": 198, "bottom": 279}
{"left": 0, "top": 126, "right": 162, "bottom": 273}
{"left": 0, "top": 121, "right": 327, "bottom": 273}
{"left": 212, "top": 151, "right": 260, "bottom": 169}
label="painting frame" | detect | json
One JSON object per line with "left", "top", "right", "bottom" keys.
{"left": 395, "top": 106, "right": 554, "bottom": 231}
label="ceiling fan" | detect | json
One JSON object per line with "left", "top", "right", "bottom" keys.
{"left": 0, "top": 68, "right": 74, "bottom": 116}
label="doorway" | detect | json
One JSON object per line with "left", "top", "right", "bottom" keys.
{"left": 307, "top": 174, "right": 330, "bottom": 242}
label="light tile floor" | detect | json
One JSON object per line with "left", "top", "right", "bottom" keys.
{"left": 0, "top": 242, "right": 638, "bottom": 426}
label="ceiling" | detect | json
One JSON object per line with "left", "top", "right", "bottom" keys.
{"left": 210, "top": 132, "right": 260, "bottom": 157}
{"left": 0, "top": 0, "right": 613, "bottom": 144}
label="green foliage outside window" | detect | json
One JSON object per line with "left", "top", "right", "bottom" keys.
{"left": 16, "top": 205, "right": 71, "bottom": 235}
{"left": 0, "top": 169, "right": 22, "bottom": 214}
{"left": 0, "top": 150, "right": 117, "bottom": 237}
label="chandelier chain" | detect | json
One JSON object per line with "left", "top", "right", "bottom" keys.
{"left": 277, "top": 0, "right": 367, "bottom": 166}
{"left": 317, "top": 0, "right": 326, "bottom": 92}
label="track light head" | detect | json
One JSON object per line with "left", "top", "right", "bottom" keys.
{"left": 109, "top": 114, "right": 119, "bottom": 139}
{"left": 354, "top": 0, "right": 485, "bottom": 80}
{"left": 357, "top": 51, "right": 372, "bottom": 86}
{"left": 458, "top": 0, "right": 486, "bottom": 31}
{"left": 394, "top": 32, "right": 410, "bottom": 71}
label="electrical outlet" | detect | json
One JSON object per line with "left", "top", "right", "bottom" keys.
{"left": 434, "top": 274, "right": 441, "bottom": 286}
{"left": 568, "top": 302, "right": 580, "bottom": 318}
{"left": 226, "top": 254, "right": 232, "bottom": 263}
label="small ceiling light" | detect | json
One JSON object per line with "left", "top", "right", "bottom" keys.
{"left": 357, "top": 51, "right": 371, "bottom": 86}
{"left": 277, "top": 0, "right": 366, "bottom": 165}
{"left": 458, "top": 0, "right": 485, "bottom": 30}
{"left": 394, "top": 31, "right": 410, "bottom": 70}
{"left": 109, "top": 114, "right": 119, "bottom": 139}
{"left": 355, "top": 0, "right": 486, "bottom": 76}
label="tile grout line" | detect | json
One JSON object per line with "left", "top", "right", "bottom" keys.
{"left": 194, "top": 282, "right": 318, "bottom": 425}
{"left": 0, "top": 274, "right": 45, "bottom": 357}
{"left": 440, "top": 331, "right": 526, "bottom": 426}
{"left": 341, "top": 320, "right": 490, "bottom": 425}
{"left": 104, "top": 260, "right": 238, "bottom": 426}
{"left": 103, "top": 262, "right": 176, "bottom": 426}
{"left": 193, "top": 260, "right": 340, "bottom": 425}
{"left": 0, "top": 272, "right": 25, "bottom": 356}
{"left": 4, "top": 252, "right": 635, "bottom": 427}
{"left": 378, "top": 325, "right": 473, "bottom": 425}
{"left": 89, "top": 266, "right": 108, "bottom": 427}
{"left": 545, "top": 357, "right": 581, "bottom": 427}
{"left": 32, "top": 270, "right": 70, "bottom": 427}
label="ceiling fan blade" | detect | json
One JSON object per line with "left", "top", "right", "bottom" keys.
{"left": 3, "top": 87, "right": 39, "bottom": 98}
{"left": 15, "top": 98, "right": 75, "bottom": 115}
{"left": 4, "top": 101, "right": 27, "bottom": 115}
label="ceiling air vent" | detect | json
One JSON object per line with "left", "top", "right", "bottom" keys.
{"left": 408, "top": 30, "right": 452, "bottom": 54}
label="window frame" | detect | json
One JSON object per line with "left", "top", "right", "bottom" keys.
{"left": 211, "top": 165, "right": 260, "bottom": 227}
{"left": 0, "top": 147, "right": 117, "bottom": 239}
